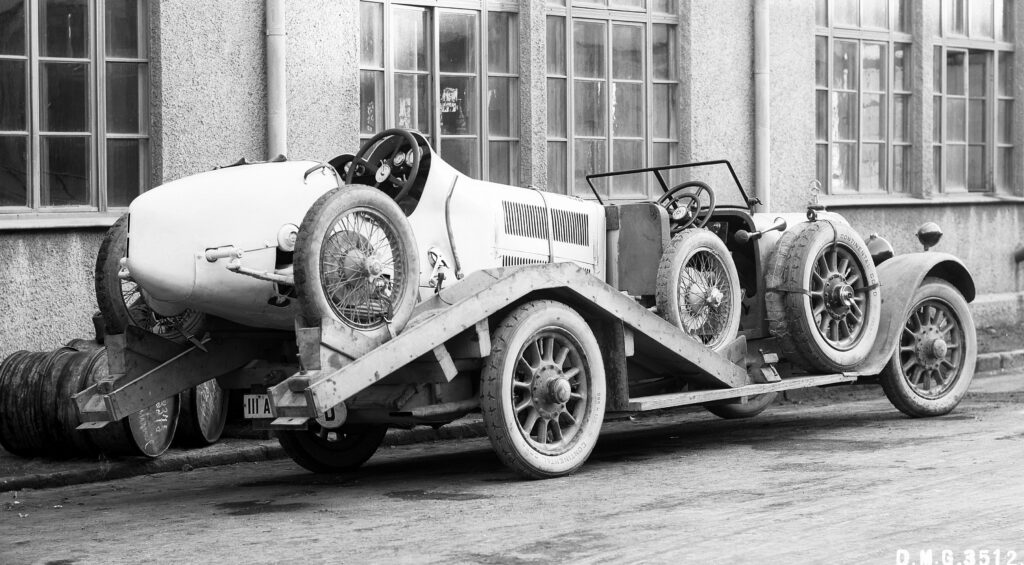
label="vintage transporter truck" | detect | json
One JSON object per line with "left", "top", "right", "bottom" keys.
{"left": 75, "top": 128, "right": 977, "bottom": 479}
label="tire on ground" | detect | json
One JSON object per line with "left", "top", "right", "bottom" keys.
{"left": 277, "top": 423, "right": 389, "bottom": 473}
{"left": 879, "top": 278, "right": 977, "bottom": 417}
{"left": 704, "top": 392, "right": 777, "bottom": 419}
{"left": 294, "top": 186, "right": 420, "bottom": 345}
{"left": 480, "top": 300, "right": 606, "bottom": 479}
{"left": 766, "top": 221, "right": 881, "bottom": 372}
{"left": 655, "top": 228, "right": 742, "bottom": 351}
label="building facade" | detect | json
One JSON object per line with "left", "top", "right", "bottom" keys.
{"left": 1, "top": 0, "right": 1022, "bottom": 356}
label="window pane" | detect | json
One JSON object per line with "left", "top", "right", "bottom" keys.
{"left": 933, "top": 146, "right": 942, "bottom": 191}
{"left": 997, "top": 147, "right": 1013, "bottom": 190}
{"left": 652, "top": 141, "right": 675, "bottom": 165}
{"left": 394, "top": 73, "right": 431, "bottom": 134}
{"left": 0, "top": 59, "right": 26, "bottom": 131}
{"left": 894, "top": 94, "right": 908, "bottom": 142}
{"left": 574, "top": 21, "right": 606, "bottom": 79}
{"left": 946, "top": 51, "right": 965, "bottom": 95}
{"left": 967, "top": 145, "right": 985, "bottom": 189}
{"left": 489, "top": 141, "right": 518, "bottom": 185}
{"left": 610, "top": 0, "right": 644, "bottom": 8}
{"left": 933, "top": 95, "right": 941, "bottom": 140}
{"left": 816, "top": 90, "right": 828, "bottom": 141}
{"left": 547, "top": 141, "right": 566, "bottom": 193}
{"left": 894, "top": 44, "right": 909, "bottom": 91}
{"left": 612, "top": 24, "right": 643, "bottom": 81}
{"left": 547, "top": 78, "right": 566, "bottom": 137}
{"left": 574, "top": 81, "right": 606, "bottom": 136}
{"left": 831, "top": 142, "right": 857, "bottom": 191}
{"left": 546, "top": 17, "right": 565, "bottom": 75}
{"left": 41, "top": 62, "right": 89, "bottom": 132}
{"left": 488, "top": 12, "right": 517, "bottom": 74}
{"left": 612, "top": 140, "right": 643, "bottom": 172}
{"left": 816, "top": 144, "right": 828, "bottom": 186}
{"left": 41, "top": 136, "right": 90, "bottom": 206}
{"left": 393, "top": 8, "right": 430, "bottom": 72}
{"left": 968, "top": 99, "right": 986, "bottom": 143}
{"left": 574, "top": 139, "right": 606, "bottom": 195}
{"left": 999, "top": 52, "right": 1013, "bottom": 96}
{"left": 652, "top": 84, "right": 676, "bottom": 139}
{"left": 439, "top": 76, "right": 477, "bottom": 135}
{"left": 612, "top": 83, "right": 642, "bottom": 137}
{"left": 0, "top": 135, "right": 27, "bottom": 206}
{"left": 651, "top": 0, "right": 674, "bottom": 15}
{"left": 833, "top": 40, "right": 858, "bottom": 90}
{"left": 439, "top": 12, "right": 476, "bottom": 74}
{"left": 106, "top": 0, "right": 146, "bottom": 58}
{"left": 41, "top": 0, "right": 88, "bottom": 58}
{"left": 933, "top": 46, "right": 943, "bottom": 92}
{"left": 894, "top": 0, "right": 909, "bottom": 32}
{"left": 862, "top": 43, "right": 886, "bottom": 91}
{"left": 360, "top": 1, "right": 383, "bottom": 67}
{"left": 652, "top": 25, "right": 676, "bottom": 81}
{"left": 815, "top": 37, "right": 829, "bottom": 88}
{"left": 946, "top": 0, "right": 966, "bottom": 35}
{"left": 999, "top": 0, "right": 1013, "bottom": 41}
{"left": 440, "top": 138, "right": 479, "bottom": 177}
{"left": 893, "top": 145, "right": 908, "bottom": 192}
{"left": 860, "top": 143, "right": 885, "bottom": 191}
{"left": 107, "top": 62, "right": 147, "bottom": 134}
{"left": 997, "top": 100, "right": 1012, "bottom": 143}
{"left": 816, "top": 0, "right": 826, "bottom": 26}
{"left": 946, "top": 144, "right": 966, "bottom": 190}
{"left": 834, "top": 0, "right": 858, "bottom": 26}
{"left": 488, "top": 77, "right": 516, "bottom": 138}
{"left": 968, "top": 52, "right": 986, "bottom": 97}
{"left": 832, "top": 92, "right": 857, "bottom": 140}
{"left": 862, "top": 0, "right": 887, "bottom": 29}
{"left": 359, "top": 70, "right": 383, "bottom": 135}
{"left": 969, "top": 0, "right": 993, "bottom": 38}
{"left": 107, "top": 138, "right": 145, "bottom": 207}
{"left": 862, "top": 94, "right": 885, "bottom": 140}
{"left": 948, "top": 98, "right": 966, "bottom": 141}
{"left": 0, "top": 0, "right": 26, "bottom": 55}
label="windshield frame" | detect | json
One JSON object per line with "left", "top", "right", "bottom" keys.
{"left": 584, "top": 160, "right": 756, "bottom": 210}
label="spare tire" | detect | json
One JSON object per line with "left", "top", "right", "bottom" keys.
{"left": 766, "top": 220, "right": 881, "bottom": 372}
{"left": 294, "top": 185, "right": 419, "bottom": 344}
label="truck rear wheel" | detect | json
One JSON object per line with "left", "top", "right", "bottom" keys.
{"left": 880, "top": 278, "right": 976, "bottom": 417}
{"left": 277, "top": 423, "right": 388, "bottom": 473}
{"left": 481, "top": 300, "right": 606, "bottom": 479}
{"left": 294, "top": 186, "right": 419, "bottom": 342}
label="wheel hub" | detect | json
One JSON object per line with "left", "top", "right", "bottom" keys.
{"left": 825, "top": 277, "right": 855, "bottom": 316}
{"left": 531, "top": 366, "right": 569, "bottom": 419}
{"left": 914, "top": 325, "right": 948, "bottom": 369}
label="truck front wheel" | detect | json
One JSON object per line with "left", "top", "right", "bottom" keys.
{"left": 481, "top": 300, "right": 606, "bottom": 479}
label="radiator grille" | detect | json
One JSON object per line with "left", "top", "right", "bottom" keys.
{"left": 502, "top": 201, "right": 589, "bottom": 247}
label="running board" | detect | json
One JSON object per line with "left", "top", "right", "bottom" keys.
{"left": 626, "top": 374, "right": 857, "bottom": 411}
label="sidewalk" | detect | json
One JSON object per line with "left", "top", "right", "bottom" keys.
{"left": 2, "top": 349, "right": 1021, "bottom": 493}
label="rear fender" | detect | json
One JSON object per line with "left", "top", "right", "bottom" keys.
{"left": 854, "top": 252, "right": 975, "bottom": 376}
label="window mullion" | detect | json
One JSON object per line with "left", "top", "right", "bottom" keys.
{"left": 28, "top": 0, "right": 40, "bottom": 210}
{"left": 432, "top": 9, "right": 441, "bottom": 150}
{"left": 480, "top": 4, "right": 488, "bottom": 181}
{"left": 96, "top": 0, "right": 107, "bottom": 212}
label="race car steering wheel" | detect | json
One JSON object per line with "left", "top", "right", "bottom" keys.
{"left": 346, "top": 128, "right": 423, "bottom": 202}
{"left": 657, "top": 180, "right": 716, "bottom": 230}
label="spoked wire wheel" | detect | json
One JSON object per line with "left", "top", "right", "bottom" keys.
{"left": 295, "top": 186, "right": 419, "bottom": 341}
{"left": 656, "top": 229, "right": 741, "bottom": 351}
{"left": 319, "top": 208, "right": 404, "bottom": 330}
{"left": 881, "top": 278, "right": 977, "bottom": 417}
{"left": 808, "top": 243, "right": 870, "bottom": 351}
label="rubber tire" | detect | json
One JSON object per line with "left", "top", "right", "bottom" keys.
{"left": 277, "top": 423, "right": 388, "bottom": 473}
{"left": 705, "top": 392, "right": 777, "bottom": 419}
{"left": 655, "top": 228, "right": 742, "bottom": 351}
{"left": 95, "top": 214, "right": 206, "bottom": 342}
{"left": 765, "top": 221, "right": 881, "bottom": 372}
{"left": 879, "top": 279, "right": 977, "bottom": 418}
{"left": 481, "top": 300, "right": 606, "bottom": 479}
{"left": 294, "top": 185, "right": 420, "bottom": 340}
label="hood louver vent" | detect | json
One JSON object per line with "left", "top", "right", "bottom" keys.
{"left": 502, "top": 201, "right": 589, "bottom": 247}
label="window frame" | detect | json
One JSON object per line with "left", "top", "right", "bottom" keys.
{"left": 0, "top": 0, "right": 151, "bottom": 224}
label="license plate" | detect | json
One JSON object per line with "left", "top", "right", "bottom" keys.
{"left": 243, "top": 394, "right": 273, "bottom": 419}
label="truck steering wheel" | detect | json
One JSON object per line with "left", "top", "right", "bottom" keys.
{"left": 657, "top": 180, "right": 716, "bottom": 230}
{"left": 346, "top": 128, "right": 423, "bottom": 202}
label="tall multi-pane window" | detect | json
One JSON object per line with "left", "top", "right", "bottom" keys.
{"left": 934, "top": 0, "right": 1014, "bottom": 192}
{"left": 545, "top": 1, "right": 678, "bottom": 199}
{"left": 0, "top": 0, "right": 149, "bottom": 215}
{"left": 358, "top": 1, "right": 520, "bottom": 184}
{"left": 815, "top": 0, "right": 911, "bottom": 194}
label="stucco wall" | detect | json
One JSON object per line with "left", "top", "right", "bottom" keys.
{"left": 0, "top": 230, "right": 104, "bottom": 358}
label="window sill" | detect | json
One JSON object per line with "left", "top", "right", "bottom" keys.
{"left": 821, "top": 192, "right": 1024, "bottom": 208}
{"left": 0, "top": 212, "right": 122, "bottom": 231}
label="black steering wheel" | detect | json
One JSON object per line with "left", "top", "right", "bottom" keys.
{"left": 345, "top": 128, "right": 423, "bottom": 202}
{"left": 656, "top": 180, "right": 716, "bottom": 230}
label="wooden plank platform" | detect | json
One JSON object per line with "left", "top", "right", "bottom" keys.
{"left": 626, "top": 374, "right": 858, "bottom": 411}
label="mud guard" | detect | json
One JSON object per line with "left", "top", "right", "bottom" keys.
{"left": 853, "top": 252, "right": 975, "bottom": 377}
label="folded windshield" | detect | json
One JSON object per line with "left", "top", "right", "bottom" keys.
{"left": 584, "top": 160, "right": 755, "bottom": 209}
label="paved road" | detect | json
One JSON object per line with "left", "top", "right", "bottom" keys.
{"left": 3, "top": 374, "right": 1022, "bottom": 565}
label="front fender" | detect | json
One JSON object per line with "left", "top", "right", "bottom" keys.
{"left": 854, "top": 252, "right": 975, "bottom": 376}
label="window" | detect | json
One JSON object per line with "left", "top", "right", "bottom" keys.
{"left": 934, "top": 0, "right": 1014, "bottom": 192}
{"left": 0, "top": 0, "right": 150, "bottom": 215}
{"left": 815, "top": 0, "right": 911, "bottom": 194}
{"left": 546, "top": 1, "right": 678, "bottom": 199}
{"left": 359, "top": 1, "right": 520, "bottom": 184}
